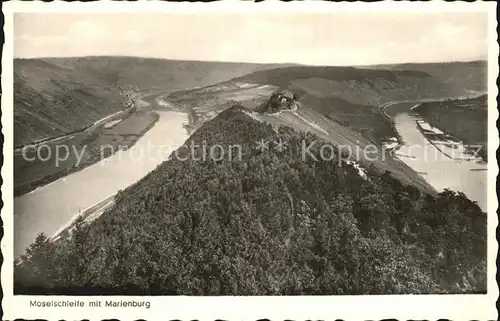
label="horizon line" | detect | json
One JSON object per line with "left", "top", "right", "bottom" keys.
{"left": 13, "top": 54, "right": 488, "bottom": 68}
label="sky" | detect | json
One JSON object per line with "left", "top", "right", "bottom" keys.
{"left": 14, "top": 12, "right": 488, "bottom": 66}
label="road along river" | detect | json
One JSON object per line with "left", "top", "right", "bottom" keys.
{"left": 386, "top": 102, "right": 487, "bottom": 212}
{"left": 14, "top": 109, "right": 189, "bottom": 258}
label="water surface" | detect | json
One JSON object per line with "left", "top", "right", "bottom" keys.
{"left": 393, "top": 112, "right": 487, "bottom": 211}
{"left": 15, "top": 111, "right": 189, "bottom": 257}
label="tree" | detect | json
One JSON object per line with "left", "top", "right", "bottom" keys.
{"left": 16, "top": 233, "right": 53, "bottom": 287}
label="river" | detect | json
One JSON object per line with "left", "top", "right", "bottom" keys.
{"left": 14, "top": 110, "right": 189, "bottom": 258}
{"left": 390, "top": 103, "right": 487, "bottom": 211}
{"left": 15, "top": 100, "right": 487, "bottom": 257}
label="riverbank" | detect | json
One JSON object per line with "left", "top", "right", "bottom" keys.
{"left": 50, "top": 193, "right": 116, "bottom": 243}
{"left": 378, "top": 100, "right": 487, "bottom": 212}
{"left": 392, "top": 111, "right": 487, "bottom": 211}
{"left": 378, "top": 101, "right": 414, "bottom": 157}
{"left": 413, "top": 95, "right": 488, "bottom": 161}
{"left": 14, "top": 108, "right": 159, "bottom": 197}
{"left": 414, "top": 119, "right": 483, "bottom": 162}
{"left": 15, "top": 110, "right": 190, "bottom": 258}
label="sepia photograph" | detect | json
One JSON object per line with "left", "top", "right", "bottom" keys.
{"left": 1, "top": 1, "right": 498, "bottom": 320}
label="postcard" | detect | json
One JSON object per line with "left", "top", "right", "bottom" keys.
{"left": 1, "top": 1, "right": 498, "bottom": 320}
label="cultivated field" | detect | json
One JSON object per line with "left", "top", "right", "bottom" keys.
{"left": 167, "top": 81, "right": 278, "bottom": 133}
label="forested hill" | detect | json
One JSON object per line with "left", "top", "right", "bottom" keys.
{"left": 15, "top": 106, "right": 486, "bottom": 295}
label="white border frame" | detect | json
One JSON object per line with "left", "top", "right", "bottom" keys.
{"left": 1, "top": 1, "right": 498, "bottom": 320}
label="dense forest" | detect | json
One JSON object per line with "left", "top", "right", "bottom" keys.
{"left": 15, "top": 106, "right": 487, "bottom": 295}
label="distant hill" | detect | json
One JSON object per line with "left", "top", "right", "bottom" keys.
{"left": 39, "top": 56, "right": 287, "bottom": 92}
{"left": 17, "top": 58, "right": 484, "bottom": 148}
{"left": 15, "top": 106, "right": 486, "bottom": 295}
{"left": 168, "top": 61, "right": 487, "bottom": 148}
{"left": 14, "top": 57, "right": 283, "bottom": 147}
{"left": 232, "top": 61, "right": 487, "bottom": 105}
{"left": 227, "top": 61, "right": 487, "bottom": 144}
{"left": 365, "top": 60, "right": 487, "bottom": 97}
{"left": 14, "top": 59, "right": 126, "bottom": 147}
